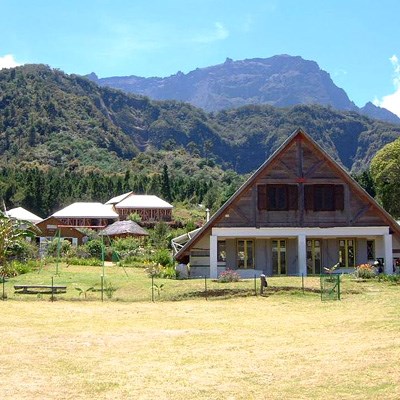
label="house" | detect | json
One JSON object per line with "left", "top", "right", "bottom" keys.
{"left": 99, "top": 220, "right": 149, "bottom": 238}
{"left": 52, "top": 202, "right": 118, "bottom": 230}
{"left": 6, "top": 207, "right": 43, "bottom": 224}
{"left": 35, "top": 216, "right": 87, "bottom": 253}
{"left": 106, "top": 192, "right": 173, "bottom": 222}
{"left": 174, "top": 128, "right": 400, "bottom": 278}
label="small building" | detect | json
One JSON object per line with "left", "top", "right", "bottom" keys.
{"left": 52, "top": 202, "right": 118, "bottom": 230}
{"left": 174, "top": 128, "right": 400, "bottom": 278}
{"left": 6, "top": 207, "right": 43, "bottom": 224}
{"left": 35, "top": 216, "right": 86, "bottom": 253}
{"left": 99, "top": 220, "right": 149, "bottom": 239}
{"left": 106, "top": 192, "right": 173, "bottom": 222}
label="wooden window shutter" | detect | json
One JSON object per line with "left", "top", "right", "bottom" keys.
{"left": 288, "top": 185, "right": 298, "bottom": 210}
{"left": 334, "top": 185, "right": 344, "bottom": 211}
{"left": 304, "top": 185, "right": 314, "bottom": 211}
{"left": 257, "top": 185, "right": 267, "bottom": 210}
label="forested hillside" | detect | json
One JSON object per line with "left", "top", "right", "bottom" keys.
{"left": 1, "top": 64, "right": 400, "bottom": 217}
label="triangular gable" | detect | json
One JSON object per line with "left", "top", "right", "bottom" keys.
{"left": 175, "top": 128, "right": 400, "bottom": 261}
{"left": 36, "top": 216, "right": 86, "bottom": 239}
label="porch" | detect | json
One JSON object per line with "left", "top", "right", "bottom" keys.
{"left": 189, "top": 226, "right": 394, "bottom": 279}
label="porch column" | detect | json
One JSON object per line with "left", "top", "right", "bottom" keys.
{"left": 210, "top": 235, "right": 218, "bottom": 279}
{"left": 383, "top": 234, "right": 393, "bottom": 275}
{"left": 297, "top": 234, "right": 307, "bottom": 277}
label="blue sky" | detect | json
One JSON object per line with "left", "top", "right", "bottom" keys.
{"left": 1, "top": 0, "right": 400, "bottom": 116}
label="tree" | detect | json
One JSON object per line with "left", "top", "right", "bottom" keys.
{"left": 352, "top": 170, "right": 376, "bottom": 198}
{"left": 160, "top": 164, "right": 172, "bottom": 202}
{"left": 370, "top": 138, "right": 400, "bottom": 217}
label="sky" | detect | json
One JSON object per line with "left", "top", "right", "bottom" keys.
{"left": 1, "top": 0, "right": 400, "bottom": 116}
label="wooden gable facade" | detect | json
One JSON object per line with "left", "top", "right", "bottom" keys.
{"left": 36, "top": 216, "right": 86, "bottom": 254}
{"left": 175, "top": 129, "right": 400, "bottom": 278}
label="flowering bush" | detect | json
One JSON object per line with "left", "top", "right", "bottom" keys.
{"left": 218, "top": 269, "right": 241, "bottom": 283}
{"left": 354, "top": 263, "right": 376, "bottom": 279}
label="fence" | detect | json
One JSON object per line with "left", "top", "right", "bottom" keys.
{"left": 1, "top": 263, "right": 343, "bottom": 302}
{"left": 320, "top": 273, "right": 341, "bottom": 301}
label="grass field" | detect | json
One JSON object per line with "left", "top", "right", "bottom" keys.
{"left": 0, "top": 265, "right": 399, "bottom": 399}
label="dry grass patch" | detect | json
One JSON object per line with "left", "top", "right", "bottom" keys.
{"left": 0, "top": 278, "right": 399, "bottom": 399}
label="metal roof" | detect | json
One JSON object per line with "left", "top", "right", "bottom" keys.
{"left": 114, "top": 195, "right": 173, "bottom": 209}
{"left": 105, "top": 191, "right": 133, "bottom": 205}
{"left": 52, "top": 202, "right": 118, "bottom": 219}
{"left": 6, "top": 207, "right": 43, "bottom": 223}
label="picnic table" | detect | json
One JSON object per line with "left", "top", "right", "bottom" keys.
{"left": 14, "top": 285, "right": 67, "bottom": 294}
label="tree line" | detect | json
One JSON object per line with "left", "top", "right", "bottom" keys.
{"left": 0, "top": 165, "right": 240, "bottom": 218}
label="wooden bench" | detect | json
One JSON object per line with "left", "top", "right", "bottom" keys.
{"left": 14, "top": 285, "right": 67, "bottom": 294}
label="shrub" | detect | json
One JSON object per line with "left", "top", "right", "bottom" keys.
{"left": 218, "top": 269, "right": 241, "bottom": 283}
{"left": 0, "top": 260, "right": 40, "bottom": 277}
{"left": 152, "top": 248, "right": 173, "bottom": 267}
{"left": 45, "top": 239, "right": 72, "bottom": 257}
{"left": 127, "top": 212, "right": 142, "bottom": 223}
{"left": 354, "top": 263, "right": 376, "bottom": 279}
{"left": 145, "top": 262, "right": 177, "bottom": 279}
{"left": 85, "top": 239, "right": 103, "bottom": 259}
{"left": 13, "top": 240, "right": 39, "bottom": 262}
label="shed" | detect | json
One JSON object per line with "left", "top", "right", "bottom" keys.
{"left": 100, "top": 220, "right": 149, "bottom": 238}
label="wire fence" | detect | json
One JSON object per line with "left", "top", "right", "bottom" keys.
{"left": 1, "top": 264, "right": 347, "bottom": 303}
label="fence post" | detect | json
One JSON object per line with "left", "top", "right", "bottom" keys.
{"left": 51, "top": 276, "right": 54, "bottom": 302}
{"left": 302, "top": 273, "right": 304, "bottom": 294}
{"left": 151, "top": 275, "right": 154, "bottom": 302}
{"left": 101, "top": 275, "right": 104, "bottom": 302}
{"left": 204, "top": 275, "right": 208, "bottom": 301}
{"left": 254, "top": 274, "right": 257, "bottom": 296}
{"left": 2, "top": 274, "right": 5, "bottom": 300}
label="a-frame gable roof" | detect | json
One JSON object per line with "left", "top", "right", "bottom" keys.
{"left": 175, "top": 128, "right": 400, "bottom": 261}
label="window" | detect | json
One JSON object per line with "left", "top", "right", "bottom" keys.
{"left": 217, "top": 241, "right": 226, "bottom": 262}
{"left": 272, "top": 239, "right": 287, "bottom": 275}
{"left": 258, "top": 184, "right": 298, "bottom": 211}
{"left": 267, "top": 185, "right": 288, "bottom": 210}
{"left": 339, "top": 239, "right": 356, "bottom": 268}
{"left": 237, "top": 240, "right": 254, "bottom": 269}
{"left": 305, "top": 185, "right": 344, "bottom": 211}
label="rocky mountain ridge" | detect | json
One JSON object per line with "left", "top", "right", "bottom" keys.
{"left": 87, "top": 55, "right": 400, "bottom": 124}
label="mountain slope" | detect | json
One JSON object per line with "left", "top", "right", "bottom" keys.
{"left": 0, "top": 64, "right": 140, "bottom": 171}
{"left": 89, "top": 55, "right": 400, "bottom": 124}
{"left": 1, "top": 64, "right": 400, "bottom": 177}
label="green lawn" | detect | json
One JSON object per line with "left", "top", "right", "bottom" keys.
{"left": 3, "top": 263, "right": 348, "bottom": 302}
{"left": 1, "top": 266, "right": 399, "bottom": 399}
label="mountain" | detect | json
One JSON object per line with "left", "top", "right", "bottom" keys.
{"left": 1, "top": 64, "right": 400, "bottom": 177}
{"left": 88, "top": 55, "right": 400, "bottom": 124}
{"left": 360, "top": 102, "right": 400, "bottom": 124}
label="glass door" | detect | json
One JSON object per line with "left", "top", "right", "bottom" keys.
{"left": 272, "top": 240, "right": 286, "bottom": 275}
{"left": 237, "top": 240, "right": 254, "bottom": 269}
{"left": 339, "top": 239, "right": 356, "bottom": 268}
{"left": 306, "top": 239, "right": 322, "bottom": 275}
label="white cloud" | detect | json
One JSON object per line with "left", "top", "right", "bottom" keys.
{"left": 374, "top": 55, "right": 400, "bottom": 117}
{"left": 193, "top": 22, "right": 229, "bottom": 44}
{"left": 0, "top": 54, "right": 21, "bottom": 69}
